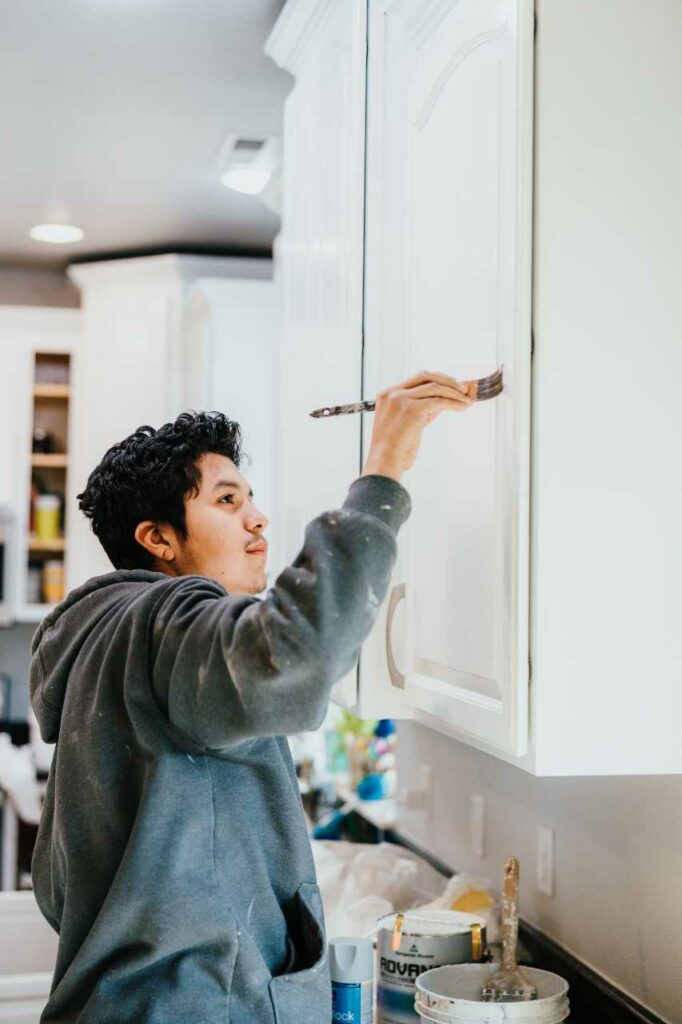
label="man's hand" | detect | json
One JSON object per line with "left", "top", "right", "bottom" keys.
{"left": 361, "top": 370, "right": 476, "bottom": 482}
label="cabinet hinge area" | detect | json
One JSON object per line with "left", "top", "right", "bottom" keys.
{"left": 528, "top": 654, "right": 533, "bottom": 685}
{"left": 534, "top": 11, "right": 537, "bottom": 38}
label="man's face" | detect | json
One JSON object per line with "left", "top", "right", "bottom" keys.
{"left": 165, "top": 453, "right": 269, "bottom": 595}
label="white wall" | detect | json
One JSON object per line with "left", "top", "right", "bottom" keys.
{"left": 397, "top": 723, "right": 681, "bottom": 1023}
{"left": 0, "top": 265, "right": 79, "bottom": 308}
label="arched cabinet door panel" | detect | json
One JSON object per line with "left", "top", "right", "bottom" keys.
{"left": 365, "top": 0, "right": 534, "bottom": 754}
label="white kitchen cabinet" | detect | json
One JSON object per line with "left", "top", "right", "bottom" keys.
{"left": 266, "top": 0, "right": 368, "bottom": 708}
{"left": 182, "top": 273, "right": 281, "bottom": 582}
{"left": 67, "top": 254, "right": 268, "bottom": 592}
{"left": 268, "top": 0, "right": 531, "bottom": 727}
{"left": 364, "top": 0, "right": 534, "bottom": 754}
{"left": 0, "top": 325, "right": 29, "bottom": 511}
{"left": 0, "top": 308, "right": 80, "bottom": 623}
{"left": 268, "top": 0, "right": 682, "bottom": 774}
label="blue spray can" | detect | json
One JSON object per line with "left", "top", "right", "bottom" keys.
{"left": 329, "top": 936, "right": 374, "bottom": 1024}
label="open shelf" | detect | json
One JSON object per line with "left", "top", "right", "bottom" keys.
{"left": 33, "top": 384, "right": 70, "bottom": 399}
{"left": 31, "top": 454, "right": 68, "bottom": 469}
{"left": 23, "top": 351, "right": 72, "bottom": 614}
{"left": 28, "top": 535, "right": 66, "bottom": 553}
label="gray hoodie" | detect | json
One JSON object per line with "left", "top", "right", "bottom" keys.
{"left": 30, "top": 474, "right": 411, "bottom": 1024}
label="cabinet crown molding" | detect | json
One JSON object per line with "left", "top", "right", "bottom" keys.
{"left": 265, "top": 0, "right": 341, "bottom": 73}
{"left": 67, "top": 254, "right": 272, "bottom": 292}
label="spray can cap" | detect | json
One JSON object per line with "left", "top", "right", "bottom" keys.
{"left": 329, "top": 936, "right": 374, "bottom": 984}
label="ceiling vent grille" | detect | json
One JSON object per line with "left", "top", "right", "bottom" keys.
{"left": 214, "top": 132, "right": 281, "bottom": 208}
{"left": 232, "top": 137, "right": 266, "bottom": 156}
{"left": 214, "top": 133, "right": 280, "bottom": 208}
{"left": 215, "top": 133, "right": 275, "bottom": 169}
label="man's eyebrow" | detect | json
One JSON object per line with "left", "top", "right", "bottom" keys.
{"left": 211, "top": 479, "right": 254, "bottom": 498}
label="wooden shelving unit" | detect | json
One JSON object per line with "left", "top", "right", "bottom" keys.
{"left": 27, "top": 352, "right": 71, "bottom": 608}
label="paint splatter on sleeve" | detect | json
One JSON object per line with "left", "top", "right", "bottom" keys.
{"left": 150, "top": 475, "right": 411, "bottom": 751}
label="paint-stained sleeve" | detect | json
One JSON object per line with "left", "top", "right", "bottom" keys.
{"left": 149, "top": 475, "right": 411, "bottom": 752}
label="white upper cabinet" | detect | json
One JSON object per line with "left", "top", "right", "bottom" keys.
{"left": 364, "top": 0, "right": 534, "bottom": 753}
{"left": 270, "top": 0, "right": 682, "bottom": 774}
{"left": 527, "top": 0, "right": 682, "bottom": 775}
{"left": 266, "top": 0, "right": 368, "bottom": 708}
{"left": 67, "top": 255, "right": 264, "bottom": 591}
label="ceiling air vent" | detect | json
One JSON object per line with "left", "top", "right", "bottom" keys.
{"left": 214, "top": 132, "right": 280, "bottom": 197}
{"left": 232, "top": 138, "right": 266, "bottom": 156}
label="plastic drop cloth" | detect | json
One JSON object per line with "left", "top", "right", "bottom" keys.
{"left": 312, "top": 840, "right": 449, "bottom": 939}
{"left": 312, "top": 841, "right": 501, "bottom": 944}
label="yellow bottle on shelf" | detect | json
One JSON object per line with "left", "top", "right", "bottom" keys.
{"left": 35, "top": 494, "right": 60, "bottom": 540}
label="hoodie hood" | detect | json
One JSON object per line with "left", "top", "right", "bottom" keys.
{"left": 30, "top": 569, "right": 167, "bottom": 743}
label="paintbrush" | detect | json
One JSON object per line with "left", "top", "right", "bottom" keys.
{"left": 309, "top": 367, "right": 503, "bottom": 418}
{"left": 480, "top": 858, "right": 537, "bottom": 1003}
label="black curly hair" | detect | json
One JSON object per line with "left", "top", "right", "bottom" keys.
{"left": 77, "top": 411, "right": 247, "bottom": 571}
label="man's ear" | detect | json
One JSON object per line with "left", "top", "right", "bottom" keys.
{"left": 134, "top": 521, "right": 176, "bottom": 563}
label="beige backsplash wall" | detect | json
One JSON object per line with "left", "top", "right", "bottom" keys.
{"left": 396, "top": 722, "right": 681, "bottom": 1024}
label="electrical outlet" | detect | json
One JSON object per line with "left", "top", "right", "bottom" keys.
{"left": 537, "top": 824, "right": 555, "bottom": 897}
{"left": 399, "top": 763, "right": 432, "bottom": 811}
{"left": 470, "top": 795, "right": 485, "bottom": 858}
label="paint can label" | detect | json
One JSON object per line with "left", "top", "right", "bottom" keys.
{"left": 377, "top": 925, "right": 483, "bottom": 1024}
{"left": 332, "top": 980, "right": 373, "bottom": 1024}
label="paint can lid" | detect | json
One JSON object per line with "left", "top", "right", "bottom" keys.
{"left": 329, "top": 936, "right": 374, "bottom": 985}
{"left": 378, "top": 909, "right": 486, "bottom": 938}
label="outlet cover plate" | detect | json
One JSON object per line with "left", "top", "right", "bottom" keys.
{"left": 470, "top": 795, "right": 485, "bottom": 858}
{"left": 537, "top": 824, "right": 555, "bottom": 897}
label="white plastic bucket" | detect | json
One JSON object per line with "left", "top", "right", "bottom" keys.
{"left": 415, "top": 964, "right": 569, "bottom": 1024}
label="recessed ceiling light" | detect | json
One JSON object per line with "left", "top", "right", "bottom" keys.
{"left": 220, "top": 167, "right": 272, "bottom": 195}
{"left": 30, "top": 224, "right": 84, "bottom": 244}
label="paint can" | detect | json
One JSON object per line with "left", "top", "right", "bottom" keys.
{"left": 415, "top": 964, "right": 569, "bottom": 1024}
{"left": 377, "top": 910, "right": 487, "bottom": 1024}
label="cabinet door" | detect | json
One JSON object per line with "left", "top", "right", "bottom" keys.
{"left": 371, "top": 0, "right": 533, "bottom": 754}
{"left": 0, "top": 338, "right": 25, "bottom": 508}
{"left": 0, "top": 336, "right": 30, "bottom": 623}
{"left": 274, "top": 0, "right": 368, "bottom": 707}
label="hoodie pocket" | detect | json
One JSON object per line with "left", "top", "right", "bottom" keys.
{"left": 268, "top": 882, "right": 330, "bottom": 1024}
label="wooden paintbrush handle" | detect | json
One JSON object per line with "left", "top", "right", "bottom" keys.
{"left": 501, "top": 857, "right": 520, "bottom": 972}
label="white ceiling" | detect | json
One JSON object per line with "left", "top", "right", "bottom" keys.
{"left": 0, "top": 0, "right": 290, "bottom": 268}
